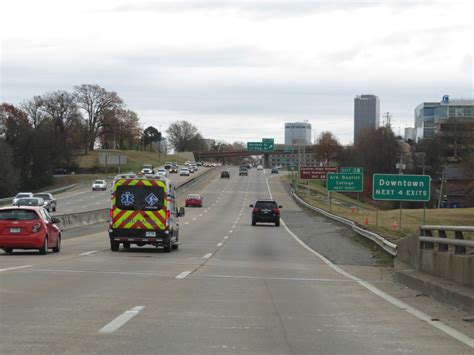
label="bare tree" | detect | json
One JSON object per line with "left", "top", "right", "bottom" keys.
{"left": 167, "top": 120, "right": 203, "bottom": 152}
{"left": 314, "top": 131, "right": 342, "bottom": 165}
{"left": 74, "top": 84, "right": 123, "bottom": 153}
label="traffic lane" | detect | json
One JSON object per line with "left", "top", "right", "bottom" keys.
{"left": 83, "top": 170, "right": 470, "bottom": 354}
{"left": 52, "top": 167, "right": 214, "bottom": 215}
{"left": 0, "top": 167, "right": 241, "bottom": 273}
{"left": 0, "top": 168, "right": 253, "bottom": 354}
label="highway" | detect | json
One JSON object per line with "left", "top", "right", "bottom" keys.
{"left": 51, "top": 167, "right": 211, "bottom": 215}
{"left": 1, "top": 167, "right": 473, "bottom": 354}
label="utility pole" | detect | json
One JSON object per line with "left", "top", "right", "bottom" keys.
{"left": 383, "top": 112, "right": 392, "bottom": 128}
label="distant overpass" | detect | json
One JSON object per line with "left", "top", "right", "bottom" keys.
{"left": 194, "top": 146, "right": 316, "bottom": 168}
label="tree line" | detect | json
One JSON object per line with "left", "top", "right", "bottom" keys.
{"left": 0, "top": 84, "right": 153, "bottom": 197}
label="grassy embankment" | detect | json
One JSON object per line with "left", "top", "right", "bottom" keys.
{"left": 46, "top": 150, "right": 188, "bottom": 191}
{"left": 284, "top": 175, "right": 473, "bottom": 242}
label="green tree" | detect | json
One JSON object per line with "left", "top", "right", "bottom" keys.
{"left": 0, "top": 140, "right": 19, "bottom": 197}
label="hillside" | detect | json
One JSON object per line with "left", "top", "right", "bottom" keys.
{"left": 75, "top": 150, "right": 191, "bottom": 172}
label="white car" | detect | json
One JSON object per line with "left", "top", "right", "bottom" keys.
{"left": 156, "top": 168, "right": 167, "bottom": 177}
{"left": 179, "top": 168, "right": 190, "bottom": 176}
{"left": 257, "top": 165, "right": 264, "bottom": 170}
{"left": 12, "top": 192, "right": 34, "bottom": 205}
{"left": 92, "top": 180, "right": 107, "bottom": 191}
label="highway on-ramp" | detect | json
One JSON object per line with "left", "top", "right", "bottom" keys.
{"left": 1, "top": 167, "right": 472, "bottom": 354}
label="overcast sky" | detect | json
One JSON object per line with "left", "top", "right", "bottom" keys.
{"left": 1, "top": 0, "right": 472, "bottom": 144}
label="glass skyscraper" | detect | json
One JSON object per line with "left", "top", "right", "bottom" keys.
{"left": 284, "top": 122, "right": 312, "bottom": 145}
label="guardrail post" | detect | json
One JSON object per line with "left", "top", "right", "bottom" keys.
{"left": 438, "top": 230, "right": 448, "bottom": 252}
{"left": 454, "top": 231, "right": 466, "bottom": 255}
{"left": 421, "top": 228, "right": 433, "bottom": 250}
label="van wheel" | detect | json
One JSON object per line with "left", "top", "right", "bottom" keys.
{"left": 123, "top": 242, "right": 130, "bottom": 248}
{"left": 163, "top": 238, "right": 172, "bottom": 253}
{"left": 3, "top": 248, "right": 13, "bottom": 254}
{"left": 39, "top": 237, "right": 48, "bottom": 255}
{"left": 110, "top": 240, "right": 119, "bottom": 252}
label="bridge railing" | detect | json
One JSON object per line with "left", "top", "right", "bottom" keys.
{"left": 420, "top": 225, "right": 474, "bottom": 255}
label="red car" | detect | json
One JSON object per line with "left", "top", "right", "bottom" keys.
{"left": 0, "top": 206, "right": 61, "bottom": 254}
{"left": 185, "top": 194, "right": 203, "bottom": 207}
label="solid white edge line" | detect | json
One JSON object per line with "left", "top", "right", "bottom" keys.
{"left": 98, "top": 306, "right": 145, "bottom": 334}
{"left": 203, "top": 253, "right": 213, "bottom": 259}
{"left": 265, "top": 175, "right": 474, "bottom": 349}
{"left": 0, "top": 264, "right": 34, "bottom": 272}
{"left": 79, "top": 250, "right": 98, "bottom": 256}
{"left": 176, "top": 271, "right": 192, "bottom": 279}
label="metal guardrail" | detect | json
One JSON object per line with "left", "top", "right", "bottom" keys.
{"left": 292, "top": 191, "right": 398, "bottom": 256}
{"left": 420, "top": 225, "right": 474, "bottom": 255}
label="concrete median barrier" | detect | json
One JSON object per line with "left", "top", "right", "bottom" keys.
{"left": 57, "top": 208, "right": 109, "bottom": 230}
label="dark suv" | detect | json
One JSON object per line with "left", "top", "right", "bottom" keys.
{"left": 239, "top": 167, "right": 248, "bottom": 176}
{"left": 249, "top": 200, "right": 282, "bottom": 226}
{"left": 221, "top": 171, "right": 230, "bottom": 178}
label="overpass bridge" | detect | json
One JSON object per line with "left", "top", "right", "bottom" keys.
{"left": 194, "top": 146, "right": 316, "bottom": 168}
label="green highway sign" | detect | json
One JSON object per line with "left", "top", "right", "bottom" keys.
{"left": 372, "top": 174, "right": 431, "bottom": 201}
{"left": 247, "top": 142, "right": 263, "bottom": 151}
{"left": 340, "top": 167, "right": 364, "bottom": 174}
{"left": 262, "top": 138, "right": 274, "bottom": 152}
{"left": 327, "top": 173, "right": 363, "bottom": 192}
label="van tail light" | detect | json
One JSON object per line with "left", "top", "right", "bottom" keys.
{"left": 272, "top": 208, "right": 280, "bottom": 215}
{"left": 32, "top": 223, "right": 42, "bottom": 233}
{"left": 109, "top": 209, "right": 113, "bottom": 218}
{"left": 252, "top": 208, "right": 260, "bottom": 214}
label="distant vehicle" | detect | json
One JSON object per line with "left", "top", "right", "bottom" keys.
{"left": 179, "top": 168, "right": 190, "bottom": 176}
{"left": 196, "top": 161, "right": 203, "bottom": 166}
{"left": 257, "top": 165, "right": 264, "bottom": 171}
{"left": 249, "top": 200, "right": 282, "bottom": 226}
{"left": 239, "top": 167, "right": 248, "bottom": 176}
{"left": 33, "top": 193, "right": 57, "bottom": 212}
{"left": 185, "top": 194, "right": 203, "bottom": 207}
{"left": 16, "top": 197, "right": 46, "bottom": 208}
{"left": 221, "top": 171, "right": 230, "bottom": 178}
{"left": 141, "top": 164, "right": 154, "bottom": 174}
{"left": 109, "top": 175, "right": 184, "bottom": 252}
{"left": 188, "top": 166, "right": 195, "bottom": 173}
{"left": 169, "top": 164, "right": 179, "bottom": 174}
{"left": 92, "top": 180, "right": 107, "bottom": 191}
{"left": 0, "top": 206, "right": 61, "bottom": 254}
{"left": 12, "top": 192, "right": 34, "bottom": 205}
{"left": 156, "top": 168, "right": 167, "bottom": 177}
{"left": 271, "top": 167, "right": 279, "bottom": 174}
{"left": 164, "top": 162, "right": 172, "bottom": 170}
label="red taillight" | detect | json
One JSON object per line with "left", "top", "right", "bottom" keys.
{"left": 252, "top": 208, "right": 260, "bottom": 214}
{"left": 166, "top": 210, "right": 170, "bottom": 219}
{"left": 32, "top": 223, "right": 42, "bottom": 233}
{"left": 109, "top": 209, "right": 113, "bottom": 218}
{"left": 272, "top": 208, "right": 280, "bottom": 215}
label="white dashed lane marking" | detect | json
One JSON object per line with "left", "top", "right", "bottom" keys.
{"left": 176, "top": 271, "right": 192, "bottom": 279}
{"left": 98, "top": 306, "right": 145, "bottom": 334}
{"left": 217, "top": 243, "right": 223, "bottom": 247}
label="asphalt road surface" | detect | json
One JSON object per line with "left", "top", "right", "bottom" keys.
{"left": 1, "top": 167, "right": 473, "bottom": 354}
{"left": 51, "top": 167, "right": 211, "bottom": 215}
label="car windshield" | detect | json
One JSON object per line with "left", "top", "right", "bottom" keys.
{"left": 0, "top": 209, "right": 39, "bottom": 220}
{"left": 34, "top": 194, "right": 50, "bottom": 200}
{"left": 255, "top": 201, "right": 278, "bottom": 209}
{"left": 94, "top": 180, "right": 105, "bottom": 184}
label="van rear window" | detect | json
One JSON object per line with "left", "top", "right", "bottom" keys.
{"left": 116, "top": 185, "right": 164, "bottom": 211}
